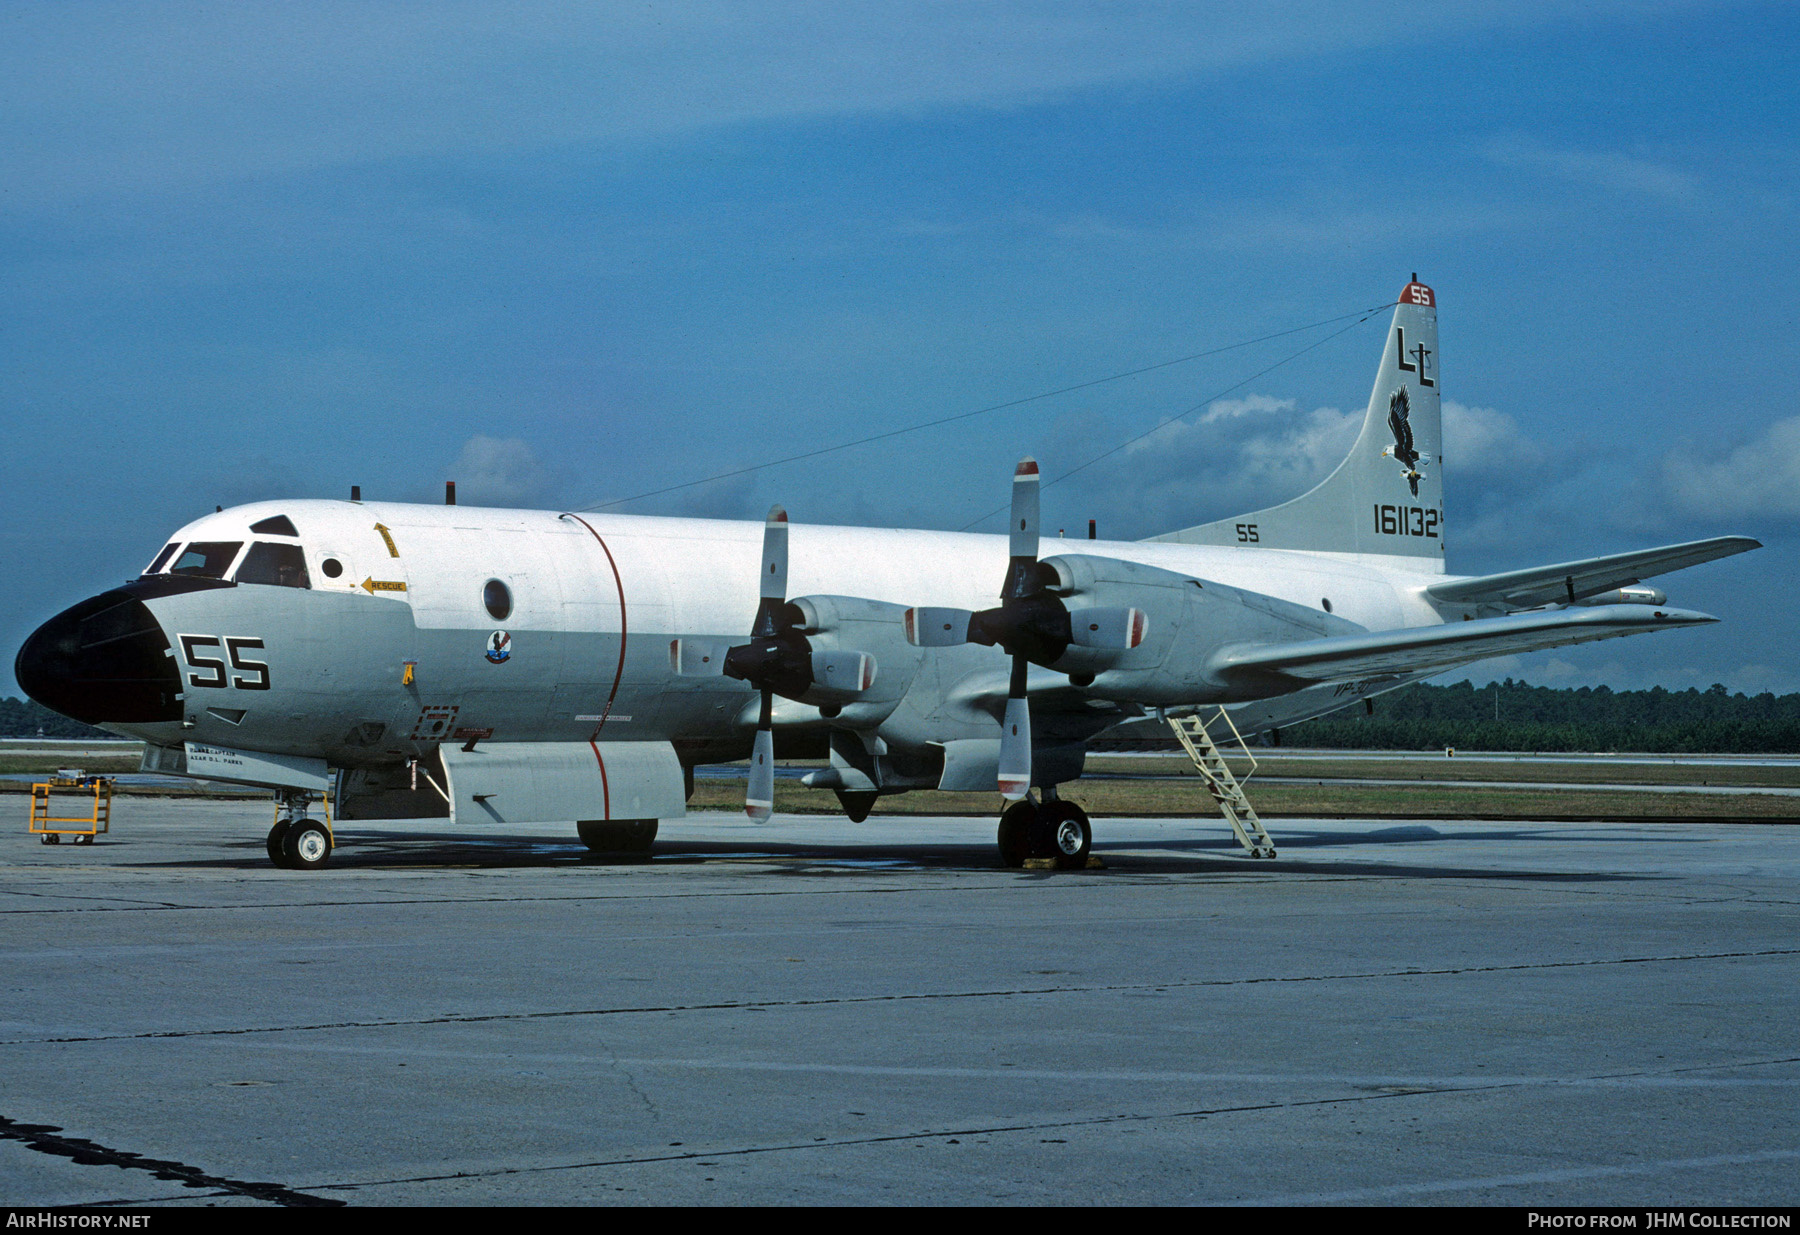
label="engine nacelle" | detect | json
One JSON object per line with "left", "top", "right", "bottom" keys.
{"left": 786, "top": 595, "right": 923, "bottom": 723}
{"left": 1038, "top": 554, "right": 1363, "bottom": 704}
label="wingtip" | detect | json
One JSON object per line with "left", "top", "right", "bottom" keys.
{"left": 766, "top": 505, "right": 788, "bottom": 525}
{"left": 1014, "top": 457, "right": 1039, "bottom": 478}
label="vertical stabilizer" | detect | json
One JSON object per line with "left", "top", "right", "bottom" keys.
{"left": 1148, "top": 279, "right": 1445, "bottom": 570}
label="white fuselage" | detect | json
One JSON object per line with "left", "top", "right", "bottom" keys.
{"left": 110, "top": 497, "right": 1456, "bottom": 769}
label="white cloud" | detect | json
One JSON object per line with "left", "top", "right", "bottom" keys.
{"left": 1663, "top": 414, "right": 1800, "bottom": 522}
{"left": 1056, "top": 396, "right": 1359, "bottom": 536}
{"left": 1483, "top": 135, "right": 1697, "bottom": 203}
{"left": 1442, "top": 400, "right": 1544, "bottom": 478}
{"left": 446, "top": 435, "right": 560, "bottom": 507}
{"left": 1200, "top": 393, "right": 1293, "bottom": 424}
{"left": 0, "top": 3, "right": 1707, "bottom": 203}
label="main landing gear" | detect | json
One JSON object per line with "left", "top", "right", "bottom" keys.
{"left": 266, "top": 790, "right": 332, "bottom": 871}
{"left": 578, "top": 818, "right": 659, "bottom": 858}
{"left": 996, "top": 794, "right": 1091, "bottom": 871}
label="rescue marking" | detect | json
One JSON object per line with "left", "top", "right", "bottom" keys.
{"left": 361, "top": 577, "right": 407, "bottom": 594}
{"left": 374, "top": 523, "right": 400, "bottom": 557}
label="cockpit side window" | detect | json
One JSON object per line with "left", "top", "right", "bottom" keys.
{"left": 144, "top": 543, "right": 181, "bottom": 575}
{"left": 235, "top": 542, "right": 312, "bottom": 589}
{"left": 169, "top": 542, "right": 243, "bottom": 579}
{"left": 249, "top": 515, "right": 299, "bottom": 536}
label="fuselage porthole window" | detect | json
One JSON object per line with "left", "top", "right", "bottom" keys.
{"left": 1321, "top": 598, "right": 1332, "bottom": 613}
{"left": 169, "top": 542, "right": 243, "bottom": 579}
{"left": 144, "top": 543, "right": 181, "bottom": 575}
{"left": 235, "top": 542, "right": 312, "bottom": 589}
{"left": 484, "top": 579, "right": 513, "bottom": 621}
{"left": 321, "top": 557, "right": 344, "bottom": 579}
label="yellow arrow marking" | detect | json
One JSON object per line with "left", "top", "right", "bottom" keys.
{"left": 374, "top": 523, "right": 399, "bottom": 557}
{"left": 362, "top": 578, "right": 407, "bottom": 594}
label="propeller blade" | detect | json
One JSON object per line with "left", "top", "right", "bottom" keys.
{"left": 1067, "top": 606, "right": 1147, "bottom": 651}
{"left": 903, "top": 607, "right": 973, "bottom": 647}
{"left": 760, "top": 505, "right": 788, "bottom": 603}
{"left": 997, "top": 654, "right": 1031, "bottom": 800}
{"left": 1008, "top": 456, "right": 1039, "bottom": 570}
{"left": 1003, "top": 457, "right": 1041, "bottom": 604}
{"left": 669, "top": 638, "right": 729, "bottom": 675}
{"left": 746, "top": 691, "right": 775, "bottom": 821}
{"left": 997, "top": 692, "right": 1032, "bottom": 800}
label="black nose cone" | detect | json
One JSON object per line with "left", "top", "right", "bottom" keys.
{"left": 15, "top": 590, "right": 182, "bottom": 726}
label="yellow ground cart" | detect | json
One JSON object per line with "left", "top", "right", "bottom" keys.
{"left": 29, "top": 772, "right": 114, "bottom": 846}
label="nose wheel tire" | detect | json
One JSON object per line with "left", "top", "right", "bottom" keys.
{"left": 278, "top": 818, "right": 332, "bottom": 870}
{"left": 266, "top": 820, "right": 291, "bottom": 867}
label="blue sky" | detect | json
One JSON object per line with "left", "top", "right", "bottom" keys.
{"left": 3, "top": 1, "right": 1795, "bottom": 696}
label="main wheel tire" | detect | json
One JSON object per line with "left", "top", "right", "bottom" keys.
{"left": 266, "top": 820, "right": 292, "bottom": 868}
{"left": 72, "top": 834, "right": 93, "bottom": 846}
{"left": 997, "top": 800, "right": 1038, "bottom": 868}
{"left": 39, "top": 833, "right": 60, "bottom": 845}
{"left": 577, "top": 818, "right": 658, "bottom": 855}
{"left": 280, "top": 818, "right": 333, "bottom": 870}
{"left": 1042, "top": 802, "right": 1092, "bottom": 870}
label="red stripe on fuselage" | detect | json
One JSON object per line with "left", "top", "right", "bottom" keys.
{"left": 562, "top": 514, "right": 630, "bottom": 742}
{"left": 587, "top": 738, "right": 611, "bottom": 819}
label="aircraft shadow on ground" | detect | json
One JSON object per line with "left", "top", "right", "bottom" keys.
{"left": 88, "top": 822, "right": 1664, "bottom": 884}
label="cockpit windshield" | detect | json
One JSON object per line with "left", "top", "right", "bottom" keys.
{"left": 168, "top": 542, "right": 243, "bottom": 579}
{"left": 143, "top": 543, "right": 180, "bottom": 575}
{"left": 235, "top": 542, "right": 311, "bottom": 589}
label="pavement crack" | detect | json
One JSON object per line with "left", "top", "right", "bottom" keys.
{"left": 0, "top": 1116, "right": 344, "bottom": 1207}
{"left": 312, "top": 1085, "right": 1481, "bottom": 1193}
{"left": 7, "top": 946, "right": 1796, "bottom": 1048}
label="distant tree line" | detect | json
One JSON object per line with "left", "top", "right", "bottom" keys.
{"left": 9, "top": 679, "right": 1800, "bottom": 752}
{"left": 1277, "top": 679, "right": 1800, "bottom": 753}
{"left": 0, "top": 697, "right": 109, "bottom": 739}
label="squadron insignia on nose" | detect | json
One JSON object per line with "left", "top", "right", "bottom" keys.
{"left": 486, "top": 630, "right": 512, "bottom": 664}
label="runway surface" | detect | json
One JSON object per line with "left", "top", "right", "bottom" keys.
{"left": 2, "top": 801, "right": 1797, "bottom": 1206}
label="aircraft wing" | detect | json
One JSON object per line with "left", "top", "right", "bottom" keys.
{"left": 1210, "top": 604, "right": 1717, "bottom": 684}
{"left": 1424, "top": 537, "right": 1759, "bottom": 609}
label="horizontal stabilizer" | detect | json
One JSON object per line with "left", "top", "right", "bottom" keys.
{"left": 1425, "top": 537, "right": 1759, "bottom": 609}
{"left": 1211, "top": 605, "right": 1717, "bottom": 684}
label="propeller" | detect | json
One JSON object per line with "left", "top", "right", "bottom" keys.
{"left": 728, "top": 507, "right": 797, "bottom": 820}
{"left": 993, "top": 459, "right": 1042, "bottom": 799}
{"left": 903, "top": 456, "right": 1148, "bottom": 801}
{"left": 670, "top": 506, "right": 875, "bottom": 821}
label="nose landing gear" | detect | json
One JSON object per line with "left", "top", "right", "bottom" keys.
{"left": 997, "top": 794, "right": 1091, "bottom": 870}
{"left": 267, "top": 791, "right": 333, "bottom": 870}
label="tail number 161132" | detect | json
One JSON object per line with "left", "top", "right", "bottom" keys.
{"left": 1373, "top": 505, "right": 1439, "bottom": 538}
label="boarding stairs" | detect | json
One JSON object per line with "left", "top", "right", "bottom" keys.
{"left": 1165, "top": 709, "right": 1277, "bottom": 859}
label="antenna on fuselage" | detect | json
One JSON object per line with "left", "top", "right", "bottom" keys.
{"left": 446, "top": 481, "right": 456, "bottom": 506}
